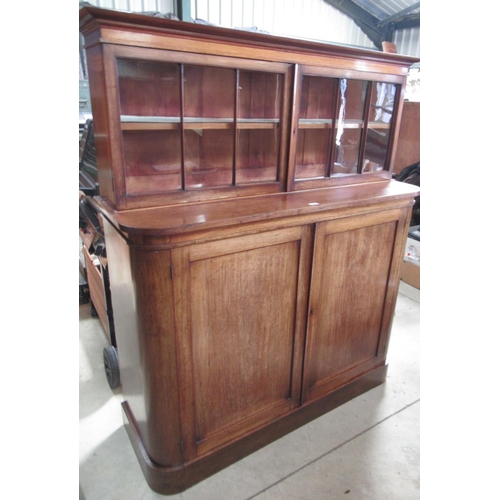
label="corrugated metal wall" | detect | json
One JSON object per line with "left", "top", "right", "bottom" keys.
{"left": 190, "top": 0, "right": 374, "bottom": 49}
{"left": 81, "top": 0, "right": 420, "bottom": 57}
{"left": 394, "top": 26, "right": 420, "bottom": 58}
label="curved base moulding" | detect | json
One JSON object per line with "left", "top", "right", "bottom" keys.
{"left": 122, "top": 363, "right": 388, "bottom": 495}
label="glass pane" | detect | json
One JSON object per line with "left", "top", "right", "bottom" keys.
{"left": 238, "top": 71, "right": 281, "bottom": 120}
{"left": 117, "top": 59, "right": 181, "bottom": 118}
{"left": 237, "top": 129, "right": 279, "bottom": 183}
{"left": 237, "top": 71, "right": 282, "bottom": 184}
{"left": 184, "top": 66, "right": 235, "bottom": 189}
{"left": 332, "top": 79, "right": 367, "bottom": 175}
{"left": 363, "top": 82, "right": 396, "bottom": 173}
{"left": 299, "top": 76, "right": 335, "bottom": 120}
{"left": 296, "top": 129, "right": 330, "bottom": 179}
{"left": 295, "top": 76, "right": 335, "bottom": 179}
{"left": 117, "top": 60, "right": 182, "bottom": 194}
{"left": 332, "top": 128, "right": 361, "bottom": 175}
{"left": 122, "top": 130, "right": 182, "bottom": 195}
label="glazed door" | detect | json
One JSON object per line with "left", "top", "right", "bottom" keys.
{"left": 107, "top": 44, "right": 292, "bottom": 209}
{"left": 302, "top": 208, "right": 408, "bottom": 403}
{"left": 172, "top": 226, "right": 312, "bottom": 458}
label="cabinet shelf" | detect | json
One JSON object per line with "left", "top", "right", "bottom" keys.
{"left": 368, "top": 121, "right": 391, "bottom": 130}
{"left": 121, "top": 116, "right": 279, "bottom": 131}
{"left": 297, "top": 119, "right": 391, "bottom": 130}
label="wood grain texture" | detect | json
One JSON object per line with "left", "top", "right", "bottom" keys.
{"left": 84, "top": 44, "right": 115, "bottom": 206}
{"left": 104, "top": 220, "right": 183, "bottom": 467}
{"left": 80, "top": 7, "right": 417, "bottom": 211}
{"left": 79, "top": 7, "right": 421, "bottom": 494}
{"left": 122, "top": 364, "right": 389, "bottom": 494}
{"left": 302, "top": 210, "right": 401, "bottom": 402}
{"left": 83, "top": 246, "right": 110, "bottom": 338}
{"left": 173, "top": 227, "right": 310, "bottom": 456}
{"left": 79, "top": 7, "right": 418, "bottom": 73}
{"left": 96, "top": 180, "right": 419, "bottom": 239}
{"left": 393, "top": 102, "right": 420, "bottom": 174}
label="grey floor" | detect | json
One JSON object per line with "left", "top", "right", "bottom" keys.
{"left": 79, "top": 281, "right": 420, "bottom": 500}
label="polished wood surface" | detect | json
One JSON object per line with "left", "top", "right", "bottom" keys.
{"left": 100, "top": 194, "right": 415, "bottom": 492}
{"left": 80, "top": 6, "right": 420, "bottom": 494}
{"left": 96, "top": 180, "right": 418, "bottom": 239}
{"left": 174, "top": 227, "right": 310, "bottom": 457}
{"left": 303, "top": 210, "right": 400, "bottom": 402}
{"left": 82, "top": 246, "right": 109, "bottom": 338}
{"left": 80, "top": 6, "right": 417, "bottom": 211}
{"left": 122, "top": 363, "right": 389, "bottom": 494}
{"left": 393, "top": 101, "right": 420, "bottom": 174}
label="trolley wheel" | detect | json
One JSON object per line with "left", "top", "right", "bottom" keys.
{"left": 103, "top": 345, "right": 121, "bottom": 389}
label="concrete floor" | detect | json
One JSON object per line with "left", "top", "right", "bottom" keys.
{"left": 79, "top": 281, "right": 419, "bottom": 500}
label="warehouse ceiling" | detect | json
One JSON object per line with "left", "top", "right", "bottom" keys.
{"left": 323, "top": 0, "right": 420, "bottom": 50}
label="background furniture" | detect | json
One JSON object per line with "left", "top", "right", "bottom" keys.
{"left": 393, "top": 101, "right": 420, "bottom": 175}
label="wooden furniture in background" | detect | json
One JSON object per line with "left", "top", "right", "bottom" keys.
{"left": 382, "top": 41, "right": 398, "bottom": 53}
{"left": 80, "top": 6, "right": 420, "bottom": 494}
{"left": 393, "top": 101, "right": 420, "bottom": 175}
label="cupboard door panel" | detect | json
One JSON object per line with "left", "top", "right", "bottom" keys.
{"left": 302, "top": 211, "right": 401, "bottom": 402}
{"left": 173, "top": 227, "right": 311, "bottom": 457}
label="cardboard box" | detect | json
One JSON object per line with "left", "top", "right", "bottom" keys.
{"left": 400, "top": 232, "right": 420, "bottom": 289}
{"left": 403, "top": 235, "right": 420, "bottom": 266}
{"left": 400, "top": 260, "right": 420, "bottom": 289}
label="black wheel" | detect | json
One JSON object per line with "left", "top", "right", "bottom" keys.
{"left": 103, "top": 345, "right": 120, "bottom": 389}
{"left": 90, "top": 301, "right": 98, "bottom": 318}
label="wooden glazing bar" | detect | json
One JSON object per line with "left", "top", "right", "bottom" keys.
{"left": 180, "top": 63, "right": 186, "bottom": 190}
{"left": 286, "top": 64, "right": 302, "bottom": 191}
{"left": 233, "top": 69, "right": 239, "bottom": 186}
{"left": 358, "top": 81, "right": 373, "bottom": 174}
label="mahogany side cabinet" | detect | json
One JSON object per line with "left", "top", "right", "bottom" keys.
{"left": 80, "top": 6, "right": 420, "bottom": 494}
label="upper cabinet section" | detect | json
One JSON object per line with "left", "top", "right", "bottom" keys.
{"left": 117, "top": 58, "right": 286, "bottom": 198}
{"left": 80, "top": 6, "right": 419, "bottom": 211}
{"left": 293, "top": 71, "right": 399, "bottom": 189}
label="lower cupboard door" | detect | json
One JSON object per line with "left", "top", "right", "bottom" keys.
{"left": 302, "top": 208, "right": 407, "bottom": 403}
{"left": 171, "top": 226, "right": 312, "bottom": 458}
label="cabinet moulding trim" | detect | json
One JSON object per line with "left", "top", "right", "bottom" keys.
{"left": 100, "top": 197, "right": 415, "bottom": 252}
{"left": 121, "top": 362, "right": 388, "bottom": 495}
{"left": 86, "top": 26, "right": 412, "bottom": 78}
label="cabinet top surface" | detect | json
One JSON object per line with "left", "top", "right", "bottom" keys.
{"left": 95, "top": 181, "right": 419, "bottom": 236}
{"left": 79, "top": 6, "right": 419, "bottom": 68}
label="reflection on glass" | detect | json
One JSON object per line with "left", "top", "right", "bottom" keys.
{"left": 183, "top": 66, "right": 235, "bottom": 188}
{"left": 295, "top": 76, "right": 335, "bottom": 179}
{"left": 237, "top": 129, "right": 279, "bottom": 183}
{"left": 238, "top": 71, "right": 281, "bottom": 120}
{"left": 369, "top": 82, "right": 395, "bottom": 124}
{"left": 333, "top": 128, "right": 361, "bottom": 174}
{"left": 122, "top": 130, "right": 182, "bottom": 194}
{"left": 332, "top": 79, "right": 367, "bottom": 175}
{"left": 237, "top": 71, "right": 282, "bottom": 184}
{"left": 363, "top": 83, "right": 396, "bottom": 173}
{"left": 117, "top": 59, "right": 181, "bottom": 118}
{"left": 117, "top": 60, "right": 183, "bottom": 195}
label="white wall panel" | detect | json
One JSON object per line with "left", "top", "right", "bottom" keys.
{"left": 84, "top": 0, "right": 175, "bottom": 14}
{"left": 128, "top": 0, "right": 145, "bottom": 10}
{"left": 81, "top": 0, "right": 420, "bottom": 56}
{"left": 113, "top": 0, "right": 131, "bottom": 10}
{"left": 394, "top": 27, "right": 420, "bottom": 57}
{"left": 188, "top": 0, "right": 374, "bottom": 48}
